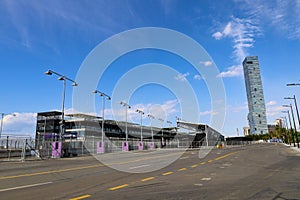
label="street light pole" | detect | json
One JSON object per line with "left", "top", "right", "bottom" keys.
{"left": 93, "top": 90, "right": 111, "bottom": 146}
{"left": 147, "top": 114, "right": 155, "bottom": 142}
{"left": 284, "top": 95, "right": 300, "bottom": 148}
{"left": 158, "top": 118, "right": 164, "bottom": 146}
{"left": 120, "top": 101, "right": 131, "bottom": 142}
{"left": 283, "top": 104, "right": 299, "bottom": 148}
{"left": 45, "top": 70, "right": 78, "bottom": 140}
{"left": 281, "top": 116, "right": 289, "bottom": 144}
{"left": 136, "top": 109, "right": 144, "bottom": 142}
{"left": 0, "top": 113, "right": 4, "bottom": 139}
{"left": 282, "top": 110, "right": 295, "bottom": 147}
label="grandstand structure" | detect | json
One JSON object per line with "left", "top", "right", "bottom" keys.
{"left": 35, "top": 111, "right": 224, "bottom": 157}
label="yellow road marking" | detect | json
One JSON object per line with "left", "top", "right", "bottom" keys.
{"left": 200, "top": 162, "right": 206, "bottom": 165}
{"left": 178, "top": 168, "right": 187, "bottom": 171}
{"left": 191, "top": 164, "right": 198, "bottom": 168}
{"left": 208, "top": 160, "right": 213, "bottom": 163}
{"left": 69, "top": 194, "right": 91, "bottom": 200}
{"left": 215, "top": 152, "right": 238, "bottom": 161}
{"left": 0, "top": 151, "right": 240, "bottom": 182}
{"left": 109, "top": 184, "right": 129, "bottom": 191}
{"left": 162, "top": 172, "right": 173, "bottom": 176}
{"left": 0, "top": 151, "right": 184, "bottom": 181}
{"left": 141, "top": 177, "right": 155, "bottom": 182}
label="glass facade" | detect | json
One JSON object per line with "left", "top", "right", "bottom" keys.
{"left": 243, "top": 56, "right": 268, "bottom": 135}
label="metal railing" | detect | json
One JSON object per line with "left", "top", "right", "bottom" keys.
{"left": 0, "top": 136, "right": 35, "bottom": 161}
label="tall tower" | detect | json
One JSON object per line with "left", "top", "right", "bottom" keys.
{"left": 243, "top": 56, "right": 268, "bottom": 135}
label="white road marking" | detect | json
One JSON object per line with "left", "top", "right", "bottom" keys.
{"left": 180, "top": 156, "right": 189, "bottom": 160}
{"left": 194, "top": 183, "right": 203, "bottom": 186}
{"left": 201, "top": 177, "right": 211, "bottom": 181}
{"left": 0, "top": 181, "right": 53, "bottom": 192}
{"left": 129, "top": 164, "right": 150, "bottom": 169}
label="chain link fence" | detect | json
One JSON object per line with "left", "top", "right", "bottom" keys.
{"left": 1, "top": 134, "right": 254, "bottom": 161}
{"left": 0, "top": 136, "right": 35, "bottom": 161}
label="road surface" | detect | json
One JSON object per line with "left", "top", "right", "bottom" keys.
{"left": 0, "top": 143, "right": 299, "bottom": 199}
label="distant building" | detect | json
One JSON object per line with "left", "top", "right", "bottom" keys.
{"left": 243, "top": 56, "right": 268, "bottom": 135}
{"left": 268, "top": 124, "right": 276, "bottom": 133}
{"left": 243, "top": 127, "right": 250, "bottom": 136}
{"left": 274, "top": 119, "right": 283, "bottom": 128}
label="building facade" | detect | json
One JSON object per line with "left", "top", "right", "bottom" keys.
{"left": 243, "top": 56, "right": 268, "bottom": 135}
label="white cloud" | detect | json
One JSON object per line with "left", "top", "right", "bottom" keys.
{"left": 199, "top": 110, "right": 218, "bottom": 116}
{"left": 266, "top": 106, "right": 285, "bottom": 117}
{"left": 217, "top": 65, "right": 243, "bottom": 78}
{"left": 266, "top": 101, "right": 277, "bottom": 106}
{"left": 265, "top": 100, "right": 284, "bottom": 117}
{"left": 174, "top": 72, "right": 189, "bottom": 82}
{"left": 223, "top": 22, "right": 232, "bottom": 36}
{"left": 2, "top": 112, "right": 37, "bottom": 137}
{"left": 107, "top": 99, "right": 179, "bottom": 124}
{"left": 199, "top": 60, "right": 213, "bottom": 67}
{"left": 242, "top": 1, "right": 300, "bottom": 40}
{"left": 213, "top": 16, "right": 260, "bottom": 69}
{"left": 193, "top": 74, "right": 202, "bottom": 80}
{"left": 212, "top": 31, "right": 223, "bottom": 40}
{"left": 227, "top": 103, "right": 248, "bottom": 113}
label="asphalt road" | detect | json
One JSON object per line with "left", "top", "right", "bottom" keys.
{"left": 0, "top": 143, "right": 299, "bottom": 200}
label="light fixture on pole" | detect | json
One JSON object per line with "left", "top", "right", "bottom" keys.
{"left": 283, "top": 99, "right": 300, "bottom": 148}
{"left": 282, "top": 110, "right": 296, "bottom": 147}
{"left": 287, "top": 83, "right": 300, "bottom": 87}
{"left": 0, "top": 113, "right": 16, "bottom": 139}
{"left": 93, "top": 90, "right": 111, "bottom": 147}
{"left": 45, "top": 70, "right": 78, "bottom": 140}
{"left": 120, "top": 101, "right": 131, "bottom": 141}
{"left": 147, "top": 114, "right": 155, "bottom": 142}
{"left": 136, "top": 109, "right": 144, "bottom": 141}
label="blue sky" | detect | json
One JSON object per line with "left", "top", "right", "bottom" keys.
{"left": 1, "top": 0, "right": 300, "bottom": 137}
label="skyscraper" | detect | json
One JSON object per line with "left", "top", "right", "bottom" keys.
{"left": 243, "top": 56, "right": 268, "bottom": 135}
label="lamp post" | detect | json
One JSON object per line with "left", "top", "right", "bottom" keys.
{"left": 282, "top": 110, "right": 296, "bottom": 147}
{"left": 147, "top": 114, "right": 155, "bottom": 142}
{"left": 281, "top": 116, "right": 289, "bottom": 144}
{"left": 0, "top": 113, "right": 16, "bottom": 139}
{"left": 136, "top": 109, "right": 144, "bottom": 141}
{"left": 283, "top": 104, "right": 299, "bottom": 148}
{"left": 45, "top": 70, "right": 78, "bottom": 140}
{"left": 284, "top": 95, "right": 300, "bottom": 148}
{"left": 120, "top": 101, "right": 131, "bottom": 141}
{"left": 93, "top": 90, "right": 111, "bottom": 146}
{"left": 158, "top": 118, "right": 165, "bottom": 146}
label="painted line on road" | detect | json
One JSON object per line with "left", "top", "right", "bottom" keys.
{"left": 129, "top": 164, "right": 150, "bottom": 169}
{"left": 69, "top": 194, "right": 91, "bottom": 200}
{"left": 201, "top": 177, "right": 211, "bottom": 181}
{"left": 141, "top": 177, "right": 155, "bottom": 182}
{"left": 0, "top": 151, "right": 183, "bottom": 181}
{"left": 0, "top": 181, "right": 52, "bottom": 192}
{"left": 214, "top": 152, "right": 238, "bottom": 161}
{"left": 108, "top": 184, "right": 129, "bottom": 191}
{"left": 162, "top": 171, "right": 173, "bottom": 176}
{"left": 0, "top": 164, "right": 104, "bottom": 180}
{"left": 180, "top": 156, "right": 189, "bottom": 160}
{"left": 107, "top": 151, "right": 241, "bottom": 192}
